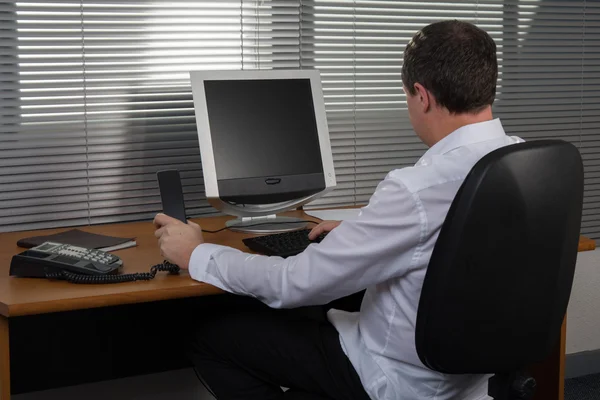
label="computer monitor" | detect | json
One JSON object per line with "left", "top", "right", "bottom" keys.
{"left": 190, "top": 69, "right": 336, "bottom": 232}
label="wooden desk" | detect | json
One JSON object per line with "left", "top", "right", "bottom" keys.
{"left": 0, "top": 211, "right": 320, "bottom": 399}
{"left": 0, "top": 213, "right": 594, "bottom": 400}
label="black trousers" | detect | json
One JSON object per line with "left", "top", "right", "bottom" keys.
{"left": 188, "top": 292, "right": 370, "bottom": 400}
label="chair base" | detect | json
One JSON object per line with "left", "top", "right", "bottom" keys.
{"left": 488, "top": 371, "right": 536, "bottom": 400}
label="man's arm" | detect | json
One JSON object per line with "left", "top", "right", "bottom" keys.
{"left": 188, "top": 176, "right": 426, "bottom": 309}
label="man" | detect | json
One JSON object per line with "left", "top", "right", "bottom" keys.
{"left": 154, "top": 20, "right": 523, "bottom": 400}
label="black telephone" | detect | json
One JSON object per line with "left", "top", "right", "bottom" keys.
{"left": 10, "top": 170, "right": 184, "bottom": 284}
{"left": 10, "top": 241, "right": 179, "bottom": 284}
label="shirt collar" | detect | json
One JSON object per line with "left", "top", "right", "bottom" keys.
{"left": 422, "top": 118, "right": 507, "bottom": 157}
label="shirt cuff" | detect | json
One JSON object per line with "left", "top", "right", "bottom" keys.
{"left": 188, "top": 243, "right": 229, "bottom": 282}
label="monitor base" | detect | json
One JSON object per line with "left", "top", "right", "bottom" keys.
{"left": 226, "top": 216, "right": 308, "bottom": 234}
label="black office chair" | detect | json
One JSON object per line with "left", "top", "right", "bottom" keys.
{"left": 415, "top": 140, "right": 584, "bottom": 400}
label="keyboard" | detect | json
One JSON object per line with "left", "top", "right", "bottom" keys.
{"left": 242, "top": 228, "right": 327, "bottom": 258}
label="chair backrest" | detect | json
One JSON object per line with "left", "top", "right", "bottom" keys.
{"left": 415, "top": 140, "right": 584, "bottom": 374}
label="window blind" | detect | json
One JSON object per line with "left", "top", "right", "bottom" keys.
{"left": 0, "top": 0, "right": 302, "bottom": 231}
{"left": 301, "top": 0, "right": 503, "bottom": 207}
{"left": 1, "top": 1, "right": 599, "bottom": 240}
{"left": 492, "top": 0, "right": 600, "bottom": 238}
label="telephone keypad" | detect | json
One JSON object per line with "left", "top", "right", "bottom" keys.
{"left": 33, "top": 242, "right": 119, "bottom": 266}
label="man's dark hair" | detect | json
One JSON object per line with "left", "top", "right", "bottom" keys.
{"left": 401, "top": 20, "right": 497, "bottom": 114}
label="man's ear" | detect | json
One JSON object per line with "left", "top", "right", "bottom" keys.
{"left": 413, "top": 83, "right": 431, "bottom": 113}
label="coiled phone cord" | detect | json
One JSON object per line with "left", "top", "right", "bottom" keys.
{"left": 45, "top": 261, "right": 180, "bottom": 284}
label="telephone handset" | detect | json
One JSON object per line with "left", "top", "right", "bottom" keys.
{"left": 10, "top": 241, "right": 179, "bottom": 284}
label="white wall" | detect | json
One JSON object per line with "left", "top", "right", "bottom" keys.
{"left": 566, "top": 248, "right": 600, "bottom": 354}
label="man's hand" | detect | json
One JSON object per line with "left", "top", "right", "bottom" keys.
{"left": 153, "top": 213, "right": 204, "bottom": 269}
{"left": 308, "top": 220, "right": 342, "bottom": 240}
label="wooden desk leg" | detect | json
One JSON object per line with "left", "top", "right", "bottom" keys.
{"left": 530, "top": 317, "right": 566, "bottom": 400}
{"left": 0, "top": 316, "right": 9, "bottom": 400}
{"left": 559, "top": 317, "right": 566, "bottom": 400}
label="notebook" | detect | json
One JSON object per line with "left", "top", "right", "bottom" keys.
{"left": 17, "top": 229, "right": 136, "bottom": 252}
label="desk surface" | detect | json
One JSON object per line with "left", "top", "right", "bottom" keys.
{"left": 0, "top": 212, "right": 313, "bottom": 317}
{"left": 0, "top": 211, "right": 595, "bottom": 317}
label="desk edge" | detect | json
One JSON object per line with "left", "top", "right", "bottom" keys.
{"left": 578, "top": 237, "right": 596, "bottom": 252}
{"left": 3, "top": 284, "right": 223, "bottom": 317}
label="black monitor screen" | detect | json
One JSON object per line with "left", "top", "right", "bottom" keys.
{"left": 204, "top": 79, "right": 324, "bottom": 181}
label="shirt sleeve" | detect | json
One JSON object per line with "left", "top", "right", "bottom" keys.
{"left": 188, "top": 175, "right": 426, "bottom": 309}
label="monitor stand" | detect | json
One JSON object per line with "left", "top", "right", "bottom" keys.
{"left": 226, "top": 215, "right": 308, "bottom": 234}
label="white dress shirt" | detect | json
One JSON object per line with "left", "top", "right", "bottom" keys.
{"left": 189, "top": 119, "right": 523, "bottom": 400}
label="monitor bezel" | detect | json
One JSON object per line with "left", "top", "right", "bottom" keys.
{"left": 190, "top": 69, "right": 336, "bottom": 217}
